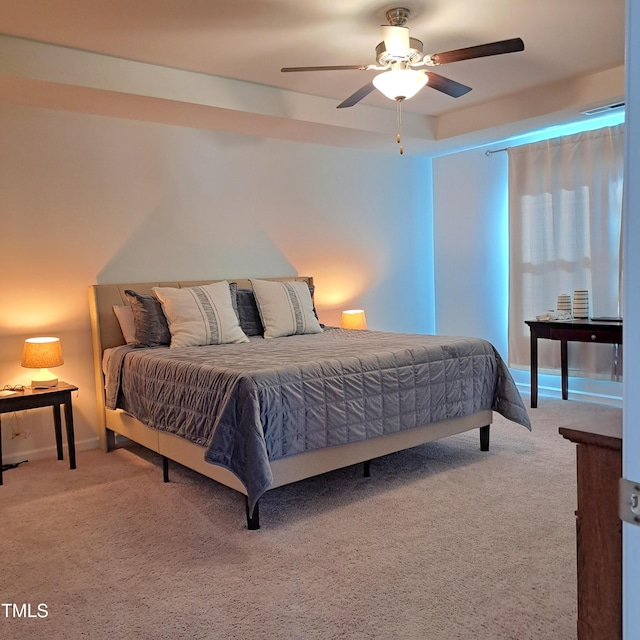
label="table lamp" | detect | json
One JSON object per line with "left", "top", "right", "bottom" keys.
{"left": 341, "top": 309, "right": 367, "bottom": 330}
{"left": 21, "top": 337, "right": 64, "bottom": 388}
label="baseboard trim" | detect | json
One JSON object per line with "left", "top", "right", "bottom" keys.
{"left": 515, "top": 382, "right": 623, "bottom": 409}
{"left": 1, "top": 437, "right": 99, "bottom": 466}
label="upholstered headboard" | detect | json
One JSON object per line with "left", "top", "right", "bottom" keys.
{"left": 89, "top": 277, "right": 313, "bottom": 352}
{"left": 88, "top": 276, "right": 313, "bottom": 449}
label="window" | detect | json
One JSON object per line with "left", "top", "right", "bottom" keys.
{"left": 508, "top": 124, "right": 624, "bottom": 378}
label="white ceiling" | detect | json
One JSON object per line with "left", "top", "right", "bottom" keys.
{"left": 0, "top": 0, "right": 626, "bottom": 155}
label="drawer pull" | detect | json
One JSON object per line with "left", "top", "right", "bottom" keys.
{"left": 591, "top": 334, "right": 597, "bottom": 341}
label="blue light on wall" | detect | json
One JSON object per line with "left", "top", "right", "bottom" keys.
{"left": 496, "top": 109, "right": 625, "bottom": 150}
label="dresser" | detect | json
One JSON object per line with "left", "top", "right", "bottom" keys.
{"left": 559, "top": 421, "right": 622, "bottom": 640}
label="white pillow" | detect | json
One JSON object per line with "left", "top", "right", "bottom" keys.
{"left": 112, "top": 305, "right": 137, "bottom": 344}
{"left": 250, "top": 279, "right": 323, "bottom": 339}
{"left": 152, "top": 281, "right": 249, "bottom": 348}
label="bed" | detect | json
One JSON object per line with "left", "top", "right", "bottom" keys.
{"left": 89, "top": 277, "right": 530, "bottom": 529}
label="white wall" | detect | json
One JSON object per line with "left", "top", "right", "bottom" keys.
{"left": 432, "top": 148, "right": 509, "bottom": 357}
{"left": 0, "top": 104, "right": 434, "bottom": 463}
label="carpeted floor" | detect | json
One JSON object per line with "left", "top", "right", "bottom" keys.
{"left": 0, "top": 396, "right": 621, "bottom": 639}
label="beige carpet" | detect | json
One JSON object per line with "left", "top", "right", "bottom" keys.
{"left": 0, "top": 396, "right": 621, "bottom": 639}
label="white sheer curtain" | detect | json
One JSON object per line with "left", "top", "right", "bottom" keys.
{"left": 508, "top": 124, "right": 624, "bottom": 378}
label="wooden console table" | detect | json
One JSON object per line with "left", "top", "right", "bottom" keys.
{"left": 525, "top": 319, "right": 622, "bottom": 408}
{"left": 560, "top": 421, "right": 622, "bottom": 640}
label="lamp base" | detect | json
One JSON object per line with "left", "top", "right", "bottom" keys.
{"left": 31, "top": 369, "right": 59, "bottom": 388}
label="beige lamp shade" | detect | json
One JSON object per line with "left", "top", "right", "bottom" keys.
{"left": 21, "top": 337, "right": 64, "bottom": 388}
{"left": 341, "top": 310, "right": 367, "bottom": 330}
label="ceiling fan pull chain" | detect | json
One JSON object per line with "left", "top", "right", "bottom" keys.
{"left": 396, "top": 98, "right": 404, "bottom": 155}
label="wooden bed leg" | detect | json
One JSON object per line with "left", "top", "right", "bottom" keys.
{"left": 105, "top": 428, "right": 116, "bottom": 452}
{"left": 479, "top": 425, "right": 490, "bottom": 452}
{"left": 162, "top": 456, "right": 170, "bottom": 483}
{"left": 363, "top": 460, "right": 371, "bottom": 477}
{"left": 245, "top": 497, "right": 260, "bottom": 530}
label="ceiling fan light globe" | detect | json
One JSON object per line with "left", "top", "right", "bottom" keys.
{"left": 372, "top": 69, "right": 428, "bottom": 101}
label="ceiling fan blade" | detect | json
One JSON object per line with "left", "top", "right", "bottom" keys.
{"left": 425, "top": 72, "right": 472, "bottom": 98}
{"left": 281, "top": 65, "right": 368, "bottom": 72}
{"left": 337, "top": 82, "right": 376, "bottom": 108}
{"left": 382, "top": 25, "right": 410, "bottom": 57}
{"left": 429, "top": 38, "right": 524, "bottom": 65}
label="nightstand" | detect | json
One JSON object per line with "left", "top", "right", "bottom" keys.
{"left": 0, "top": 382, "right": 78, "bottom": 485}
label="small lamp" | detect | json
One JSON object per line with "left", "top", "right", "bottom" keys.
{"left": 21, "top": 337, "right": 64, "bottom": 388}
{"left": 341, "top": 309, "right": 367, "bottom": 330}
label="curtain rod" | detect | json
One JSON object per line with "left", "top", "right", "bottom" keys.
{"left": 485, "top": 147, "right": 508, "bottom": 156}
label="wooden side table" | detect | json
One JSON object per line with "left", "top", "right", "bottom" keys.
{"left": 0, "top": 382, "right": 78, "bottom": 485}
{"left": 525, "top": 319, "right": 622, "bottom": 408}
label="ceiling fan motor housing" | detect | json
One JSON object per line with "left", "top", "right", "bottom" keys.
{"left": 376, "top": 37, "right": 424, "bottom": 65}
{"left": 385, "top": 7, "right": 411, "bottom": 26}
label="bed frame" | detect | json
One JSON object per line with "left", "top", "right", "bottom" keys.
{"left": 89, "top": 277, "right": 492, "bottom": 529}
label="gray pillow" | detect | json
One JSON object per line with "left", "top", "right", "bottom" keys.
{"left": 235, "top": 288, "right": 264, "bottom": 336}
{"left": 124, "top": 290, "right": 171, "bottom": 347}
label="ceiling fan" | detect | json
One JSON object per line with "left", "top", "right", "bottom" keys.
{"left": 282, "top": 7, "right": 524, "bottom": 153}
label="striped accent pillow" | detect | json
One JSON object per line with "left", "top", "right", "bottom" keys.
{"left": 152, "top": 281, "right": 249, "bottom": 348}
{"left": 250, "top": 279, "right": 323, "bottom": 339}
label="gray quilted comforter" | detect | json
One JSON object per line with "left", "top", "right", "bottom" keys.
{"left": 103, "top": 328, "right": 530, "bottom": 514}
